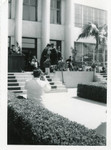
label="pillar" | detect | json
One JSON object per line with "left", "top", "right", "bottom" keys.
{"left": 15, "top": 0, "right": 23, "bottom": 48}
{"left": 41, "top": 0, "right": 50, "bottom": 50}
{"left": 64, "top": 0, "right": 74, "bottom": 60}
{"left": 37, "top": 38, "right": 42, "bottom": 62}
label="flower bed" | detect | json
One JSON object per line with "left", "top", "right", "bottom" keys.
{"left": 8, "top": 92, "right": 106, "bottom": 145}
{"left": 77, "top": 82, "right": 107, "bottom": 103}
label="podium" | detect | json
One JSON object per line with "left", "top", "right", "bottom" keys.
{"left": 8, "top": 55, "right": 25, "bottom": 72}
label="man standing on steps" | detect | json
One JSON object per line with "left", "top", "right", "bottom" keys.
{"left": 25, "top": 69, "right": 51, "bottom": 103}
{"left": 40, "top": 44, "right": 51, "bottom": 72}
{"left": 50, "top": 43, "right": 58, "bottom": 72}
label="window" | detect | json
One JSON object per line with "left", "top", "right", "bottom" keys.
{"left": 22, "top": 38, "right": 36, "bottom": 48}
{"left": 93, "top": 9, "right": 107, "bottom": 26}
{"left": 74, "top": 42, "right": 82, "bottom": 63}
{"left": 23, "top": 0, "right": 38, "bottom": 21}
{"left": 75, "top": 4, "right": 107, "bottom": 27}
{"left": 74, "top": 42, "right": 95, "bottom": 65}
{"left": 83, "top": 6, "right": 93, "bottom": 25}
{"left": 50, "top": 0, "right": 61, "bottom": 24}
{"left": 8, "top": 0, "right": 11, "bottom": 19}
{"left": 75, "top": 4, "right": 82, "bottom": 27}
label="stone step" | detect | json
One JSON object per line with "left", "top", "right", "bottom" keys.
{"left": 8, "top": 75, "right": 32, "bottom": 78}
{"left": 49, "top": 82, "right": 54, "bottom": 85}
{"left": 8, "top": 87, "right": 21, "bottom": 90}
{"left": 8, "top": 85, "right": 58, "bottom": 90}
{"left": 47, "top": 78, "right": 52, "bottom": 82}
{"left": 11, "top": 90, "right": 27, "bottom": 94}
{"left": 100, "top": 73, "right": 107, "bottom": 75}
{"left": 8, "top": 79, "right": 17, "bottom": 82}
{"left": 8, "top": 83, "right": 19, "bottom": 86}
{"left": 8, "top": 72, "right": 32, "bottom": 75}
{"left": 103, "top": 75, "right": 107, "bottom": 77}
{"left": 47, "top": 88, "right": 67, "bottom": 93}
{"left": 8, "top": 76, "right": 16, "bottom": 79}
{"left": 8, "top": 72, "right": 67, "bottom": 94}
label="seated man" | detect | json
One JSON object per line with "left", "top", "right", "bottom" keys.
{"left": 25, "top": 69, "right": 51, "bottom": 102}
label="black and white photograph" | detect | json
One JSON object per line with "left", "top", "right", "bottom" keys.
{"left": 0, "top": 0, "right": 111, "bottom": 149}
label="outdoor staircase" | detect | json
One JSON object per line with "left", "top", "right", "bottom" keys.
{"left": 8, "top": 72, "right": 67, "bottom": 95}
{"left": 95, "top": 72, "right": 107, "bottom": 82}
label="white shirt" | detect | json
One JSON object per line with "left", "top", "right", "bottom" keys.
{"left": 25, "top": 77, "right": 51, "bottom": 101}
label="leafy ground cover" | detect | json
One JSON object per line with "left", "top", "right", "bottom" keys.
{"left": 8, "top": 92, "right": 106, "bottom": 145}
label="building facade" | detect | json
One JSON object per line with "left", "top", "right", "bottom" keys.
{"left": 8, "top": 0, "right": 107, "bottom": 68}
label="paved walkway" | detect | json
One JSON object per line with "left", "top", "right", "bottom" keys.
{"left": 42, "top": 88, "right": 107, "bottom": 137}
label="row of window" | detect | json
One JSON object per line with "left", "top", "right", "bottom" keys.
{"left": 8, "top": 0, "right": 107, "bottom": 27}
{"left": 8, "top": 0, "right": 61, "bottom": 24}
{"left": 75, "top": 4, "right": 107, "bottom": 27}
{"left": 8, "top": 37, "right": 61, "bottom": 51}
{"left": 74, "top": 42, "right": 107, "bottom": 64}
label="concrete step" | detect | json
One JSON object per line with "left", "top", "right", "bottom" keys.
{"left": 8, "top": 72, "right": 67, "bottom": 94}
{"left": 8, "top": 87, "right": 21, "bottom": 90}
{"left": 48, "top": 88, "right": 67, "bottom": 93}
{"left": 8, "top": 72, "right": 32, "bottom": 75}
{"left": 8, "top": 83, "right": 19, "bottom": 86}
{"left": 103, "top": 75, "right": 107, "bottom": 78}
{"left": 9, "top": 89, "right": 27, "bottom": 94}
{"left": 8, "top": 76, "right": 16, "bottom": 79}
{"left": 8, "top": 85, "right": 58, "bottom": 90}
{"left": 8, "top": 79, "right": 17, "bottom": 82}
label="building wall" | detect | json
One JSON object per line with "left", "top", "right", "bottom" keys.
{"left": 8, "top": 0, "right": 108, "bottom": 62}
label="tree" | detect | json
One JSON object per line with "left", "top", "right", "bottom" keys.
{"left": 77, "top": 22, "right": 107, "bottom": 67}
{"left": 71, "top": 47, "right": 77, "bottom": 66}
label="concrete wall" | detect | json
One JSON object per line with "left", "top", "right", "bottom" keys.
{"left": 52, "top": 71, "right": 93, "bottom": 88}
{"left": 50, "top": 24, "right": 64, "bottom": 40}
{"left": 22, "top": 21, "right": 41, "bottom": 38}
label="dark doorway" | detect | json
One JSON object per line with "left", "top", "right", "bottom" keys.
{"left": 50, "top": 40, "right": 61, "bottom": 51}
{"left": 22, "top": 37, "right": 37, "bottom": 71}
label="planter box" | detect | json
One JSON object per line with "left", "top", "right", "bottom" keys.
{"left": 8, "top": 55, "right": 25, "bottom": 72}
{"left": 52, "top": 71, "right": 93, "bottom": 88}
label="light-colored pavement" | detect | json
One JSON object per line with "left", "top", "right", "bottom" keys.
{"left": 42, "top": 88, "right": 107, "bottom": 135}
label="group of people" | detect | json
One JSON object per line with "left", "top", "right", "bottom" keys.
{"left": 29, "top": 49, "right": 74, "bottom": 73}
{"left": 9, "top": 42, "right": 21, "bottom": 55}
{"left": 40, "top": 43, "right": 62, "bottom": 73}
{"left": 25, "top": 43, "right": 62, "bottom": 73}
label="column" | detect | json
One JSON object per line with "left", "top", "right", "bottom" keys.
{"left": 64, "top": 0, "right": 74, "bottom": 60}
{"left": 41, "top": 0, "right": 50, "bottom": 50}
{"left": 37, "top": 38, "right": 42, "bottom": 62}
{"left": 15, "top": 0, "right": 23, "bottom": 48}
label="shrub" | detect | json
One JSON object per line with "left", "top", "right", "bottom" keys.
{"left": 8, "top": 92, "right": 106, "bottom": 145}
{"left": 77, "top": 82, "right": 107, "bottom": 103}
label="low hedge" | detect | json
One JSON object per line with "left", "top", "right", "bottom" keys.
{"left": 8, "top": 92, "right": 106, "bottom": 145}
{"left": 77, "top": 82, "right": 107, "bottom": 103}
